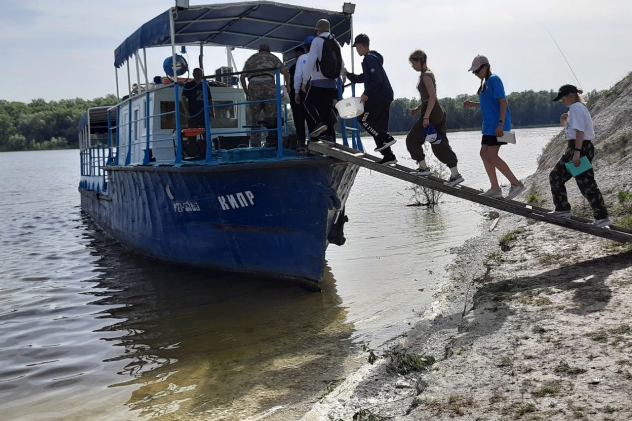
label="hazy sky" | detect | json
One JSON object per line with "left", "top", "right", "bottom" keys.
{"left": 1, "top": 0, "right": 631, "bottom": 102}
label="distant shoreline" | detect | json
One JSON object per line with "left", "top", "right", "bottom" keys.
{"left": 0, "top": 125, "right": 562, "bottom": 153}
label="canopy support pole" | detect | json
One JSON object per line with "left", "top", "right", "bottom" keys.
{"left": 135, "top": 53, "right": 142, "bottom": 94}
{"left": 199, "top": 43, "right": 204, "bottom": 72}
{"left": 115, "top": 68, "right": 120, "bottom": 101}
{"left": 350, "top": 15, "right": 355, "bottom": 74}
{"left": 142, "top": 48, "right": 149, "bottom": 90}
{"left": 126, "top": 60, "right": 132, "bottom": 98}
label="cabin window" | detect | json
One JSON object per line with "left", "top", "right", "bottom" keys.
{"left": 133, "top": 109, "right": 139, "bottom": 141}
{"left": 143, "top": 100, "right": 147, "bottom": 129}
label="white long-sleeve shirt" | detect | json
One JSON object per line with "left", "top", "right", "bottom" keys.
{"left": 293, "top": 53, "right": 309, "bottom": 92}
{"left": 301, "top": 32, "right": 345, "bottom": 87}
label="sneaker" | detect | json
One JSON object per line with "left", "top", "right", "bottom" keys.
{"left": 505, "top": 183, "right": 525, "bottom": 200}
{"left": 447, "top": 173, "right": 464, "bottom": 187}
{"left": 378, "top": 155, "right": 397, "bottom": 165}
{"left": 547, "top": 210, "right": 573, "bottom": 218}
{"left": 375, "top": 137, "right": 397, "bottom": 152}
{"left": 592, "top": 217, "right": 614, "bottom": 228}
{"left": 310, "top": 123, "right": 328, "bottom": 139}
{"left": 413, "top": 164, "right": 431, "bottom": 176}
{"left": 482, "top": 188, "right": 503, "bottom": 199}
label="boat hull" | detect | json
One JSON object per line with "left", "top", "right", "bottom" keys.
{"left": 80, "top": 158, "right": 358, "bottom": 289}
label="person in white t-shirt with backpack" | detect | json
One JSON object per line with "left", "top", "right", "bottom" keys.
{"left": 548, "top": 84, "right": 613, "bottom": 227}
{"left": 301, "top": 19, "right": 346, "bottom": 142}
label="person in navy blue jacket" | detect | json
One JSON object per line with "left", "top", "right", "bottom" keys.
{"left": 345, "top": 34, "right": 397, "bottom": 165}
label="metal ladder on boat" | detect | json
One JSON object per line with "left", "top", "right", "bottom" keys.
{"left": 308, "top": 141, "right": 632, "bottom": 244}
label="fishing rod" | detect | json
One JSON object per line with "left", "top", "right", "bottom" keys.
{"left": 541, "top": 21, "right": 583, "bottom": 89}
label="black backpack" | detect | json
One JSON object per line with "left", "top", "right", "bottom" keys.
{"left": 317, "top": 35, "right": 342, "bottom": 79}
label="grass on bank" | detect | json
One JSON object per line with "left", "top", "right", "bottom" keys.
{"left": 499, "top": 228, "right": 524, "bottom": 251}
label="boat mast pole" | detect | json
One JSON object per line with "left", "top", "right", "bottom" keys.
{"left": 169, "top": 8, "right": 178, "bottom": 82}
{"left": 169, "top": 7, "right": 183, "bottom": 160}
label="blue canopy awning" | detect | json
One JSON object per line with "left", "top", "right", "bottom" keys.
{"left": 114, "top": 1, "right": 353, "bottom": 68}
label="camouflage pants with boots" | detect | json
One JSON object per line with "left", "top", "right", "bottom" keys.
{"left": 247, "top": 79, "right": 277, "bottom": 146}
{"left": 549, "top": 139, "right": 608, "bottom": 219}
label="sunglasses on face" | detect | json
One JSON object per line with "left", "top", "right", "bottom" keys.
{"left": 472, "top": 65, "right": 486, "bottom": 74}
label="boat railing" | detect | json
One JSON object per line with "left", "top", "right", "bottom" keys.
{"left": 102, "top": 68, "right": 281, "bottom": 166}
{"left": 80, "top": 67, "right": 366, "bottom": 193}
{"left": 100, "top": 67, "right": 364, "bottom": 168}
{"left": 79, "top": 138, "right": 109, "bottom": 192}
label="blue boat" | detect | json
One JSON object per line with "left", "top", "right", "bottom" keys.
{"left": 78, "top": 1, "right": 364, "bottom": 289}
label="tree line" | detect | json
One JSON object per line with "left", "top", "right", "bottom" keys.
{"left": 0, "top": 89, "right": 605, "bottom": 152}
{"left": 387, "top": 89, "right": 604, "bottom": 133}
{"left": 0, "top": 96, "right": 118, "bottom": 152}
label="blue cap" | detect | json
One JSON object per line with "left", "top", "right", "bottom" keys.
{"left": 304, "top": 35, "right": 315, "bottom": 45}
{"left": 423, "top": 124, "right": 442, "bottom": 145}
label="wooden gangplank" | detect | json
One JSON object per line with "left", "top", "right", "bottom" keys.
{"left": 308, "top": 141, "right": 632, "bottom": 244}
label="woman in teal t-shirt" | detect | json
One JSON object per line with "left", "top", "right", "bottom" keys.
{"left": 463, "top": 55, "right": 524, "bottom": 200}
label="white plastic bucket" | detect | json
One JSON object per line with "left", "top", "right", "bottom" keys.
{"left": 335, "top": 97, "right": 364, "bottom": 119}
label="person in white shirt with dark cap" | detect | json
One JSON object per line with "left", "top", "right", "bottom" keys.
{"left": 548, "top": 84, "right": 613, "bottom": 227}
{"left": 291, "top": 36, "right": 316, "bottom": 145}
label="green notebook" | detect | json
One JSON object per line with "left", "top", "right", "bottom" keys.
{"left": 565, "top": 156, "right": 592, "bottom": 177}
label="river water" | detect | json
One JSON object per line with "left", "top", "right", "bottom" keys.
{"left": 0, "top": 127, "right": 559, "bottom": 420}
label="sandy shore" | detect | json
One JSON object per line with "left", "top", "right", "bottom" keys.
{"left": 299, "top": 74, "right": 632, "bottom": 421}
{"left": 300, "top": 211, "right": 632, "bottom": 421}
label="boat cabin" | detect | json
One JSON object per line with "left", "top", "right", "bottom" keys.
{"left": 78, "top": 1, "right": 362, "bottom": 192}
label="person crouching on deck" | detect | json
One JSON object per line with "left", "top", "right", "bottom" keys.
{"left": 344, "top": 34, "right": 397, "bottom": 165}
{"left": 548, "top": 84, "right": 613, "bottom": 227}
{"left": 406, "top": 50, "right": 463, "bottom": 186}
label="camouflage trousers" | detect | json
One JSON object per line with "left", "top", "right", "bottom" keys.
{"left": 247, "top": 79, "right": 277, "bottom": 145}
{"left": 549, "top": 139, "right": 608, "bottom": 219}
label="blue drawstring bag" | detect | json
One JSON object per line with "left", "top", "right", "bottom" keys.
{"left": 423, "top": 124, "right": 442, "bottom": 145}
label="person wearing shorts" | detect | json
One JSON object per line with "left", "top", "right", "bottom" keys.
{"left": 464, "top": 55, "right": 524, "bottom": 200}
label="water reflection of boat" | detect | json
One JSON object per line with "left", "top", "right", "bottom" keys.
{"left": 78, "top": 2, "right": 363, "bottom": 289}
{"left": 84, "top": 224, "right": 354, "bottom": 420}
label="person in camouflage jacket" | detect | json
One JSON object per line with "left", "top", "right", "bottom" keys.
{"left": 240, "top": 44, "right": 290, "bottom": 145}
